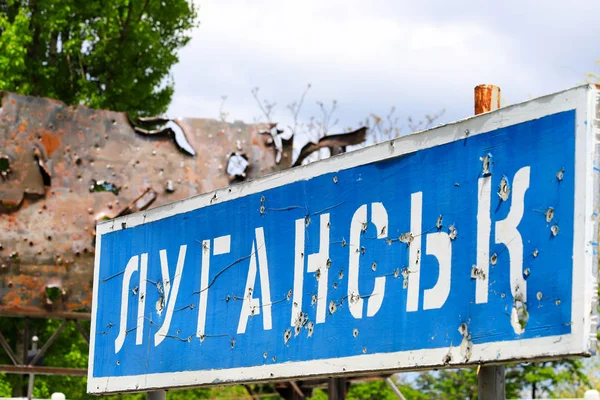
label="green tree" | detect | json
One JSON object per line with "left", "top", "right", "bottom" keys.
{"left": 0, "top": 0, "right": 197, "bottom": 116}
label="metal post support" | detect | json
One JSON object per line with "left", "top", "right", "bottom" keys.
{"left": 478, "top": 365, "right": 505, "bottom": 399}
{"left": 328, "top": 377, "right": 346, "bottom": 400}
{"left": 474, "top": 84, "right": 505, "bottom": 400}
{"left": 147, "top": 390, "right": 167, "bottom": 400}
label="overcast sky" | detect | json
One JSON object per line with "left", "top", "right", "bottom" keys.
{"left": 168, "top": 0, "right": 600, "bottom": 143}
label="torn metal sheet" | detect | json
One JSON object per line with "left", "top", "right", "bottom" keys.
{"left": 293, "top": 127, "right": 367, "bottom": 167}
{"left": 0, "top": 91, "right": 293, "bottom": 319}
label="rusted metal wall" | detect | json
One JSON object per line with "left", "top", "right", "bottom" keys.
{"left": 0, "top": 91, "right": 293, "bottom": 319}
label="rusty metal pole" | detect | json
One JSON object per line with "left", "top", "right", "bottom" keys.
{"left": 328, "top": 377, "right": 346, "bottom": 400}
{"left": 474, "top": 84, "right": 505, "bottom": 400}
{"left": 147, "top": 390, "right": 166, "bottom": 400}
{"left": 474, "top": 84, "right": 501, "bottom": 115}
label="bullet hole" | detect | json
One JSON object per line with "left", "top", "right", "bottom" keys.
{"left": 399, "top": 232, "right": 413, "bottom": 245}
{"left": 294, "top": 324, "right": 301, "bottom": 336}
{"left": 227, "top": 153, "right": 249, "bottom": 180}
{"left": 263, "top": 352, "right": 268, "bottom": 359}
{"left": 380, "top": 226, "right": 387, "bottom": 236}
{"left": 551, "top": 224, "right": 560, "bottom": 236}
{"left": 0, "top": 155, "right": 11, "bottom": 179}
{"left": 442, "top": 352, "right": 452, "bottom": 365}
{"left": 286, "top": 289, "right": 292, "bottom": 301}
{"left": 523, "top": 268, "right": 530, "bottom": 277}
{"left": 89, "top": 180, "right": 120, "bottom": 195}
{"left": 436, "top": 215, "right": 443, "bottom": 229}
{"left": 341, "top": 238, "right": 347, "bottom": 247}
{"left": 448, "top": 225, "right": 457, "bottom": 240}
{"left": 393, "top": 268, "right": 400, "bottom": 278}
{"left": 536, "top": 292, "right": 543, "bottom": 300}
{"left": 329, "top": 301, "right": 337, "bottom": 314}
{"left": 116, "top": 361, "right": 120, "bottom": 366}
{"left": 556, "top": 168, "right": 565, "bottom": 181}
{"left": 481, "top": 153, "right": 492, "bottom": 176}
{"left": 326, "top": 258, "right": 332, "bottom": 268}
{"left": 498, "top": 176, "right": 510, "bottom": 201}
{"left": 333, "top": 176, "right": 338, "bottom": 184}
{"left": 165, "top": 180, "right": 175, "bottom": 193}
{"left": 352, "top": 328, "right": 358, "bottom": 338}
{"left": 307, "top": 321, "right": 314, "bottom": 337}
{"left": 45, "top": 285, "right": 63, "bottom": 304}
{"left": 556, "top": 299, "right": 561, "bottom": 306}
{"left": 121, "top": 222, "right": 127, "bottom": 230}
{"left": 361, "top": 222, "right": 368, "bottom": 232}
{"left": 284, "top": 329, "right": 292, "bottom": 344}
{"left": 545, "top": 207, "right": 555, "bottom": 223}
{"left": 28, "top": 241, "right": 33, "bottom": 247}
{"left": 272, "top": 356, "right": 276, "bottom": 362}
{"left": 305, "top": 215, "right": 311, "bottom": 227}
{"left": 211, "top": 193, "right": 218, "bottom": 204}
{"left": 471, "top": 265, "right": 485, "bottom": 280}
{"left": 10, "top": 252, "right": 18, "bottom": 260}
{"left": 333, "top": 282, "right": 338, "bottom": 289}
{"left": 360, "top": 246, "right": 366, "bottom": 254}
{"left": 362, "top": 347, "right": 367, "bottom": 354}
{"left": 511, "top": 290, "right": 528, "bottom": 334}
{"left": 7, "top": 281, "right": 13, "bottom": 288}
{"left": 315, "top": 269, "right": 321, "bottom": 280}
{"left": 371, "top": 262, "right": 377, "bottom": 271}
{"left": 327, "top": 221, "right": 331, "bottom": 229}
{"left": 532, "top": 249, "right": 539, "bottom": 258}
{"left": 349, "top": 291, "right": 360, "bottom": 304}
{"left": 390, "top": 141, "right": 395, "bottom": 148}
{"left": 259, "top": 205, "right": 265, "bottom": 214}
{"left": 132, "top": 286, "right": 138, "bottom": 295}
{"left": 199, "top": 334, "right": 206, "bottom": 343}
{"left": 402, "top": 271, "right": 409, "bottom": 289}
{"left": 490, "top": 253, "right": 498, "bottom": 265}
{"left": 501, "top": 293, "right": 506, "bottom": 299}
{"left": 464, "top": 129, "right": 470, "bottom": 136}
{"left": 458, "top": 323, "right": 472, "bottom": 362}
{"left": 156, "top": 297, "right": 165, "bottom": 314}
{"left": 310, "top": 294, "right": 318, "bottom": 306}
{"left": 230, "top": 338, "right": 236, "bottom": 349}
{"left": 338, "top": 270, "right": 344, "bottom": 279}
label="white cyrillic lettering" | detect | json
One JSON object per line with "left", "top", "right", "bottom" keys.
{"left": 348, "top": 203, "right": 388, "bottom": 319}
{"left": 406, "top": 192, "right": 423, "bottom": 312}
{"left": 495, "top": 167, "right": 530, "bottom": 302}
{"left": 154, "top": 245, "right": 187, "bottom": 346}
{"left": 423, "top": 232, "right": 452, "bottom": 310}
{"left": 307, "top": 214, "right": 330, "bottom": 323}
{"left": 115, "top": 255, "right": 139, "bottom": 353}
{"left": 196, "top": 235, "right": 231, "bottom": 338}
{"left": 237, "top": 228, "right": 273, "bottom": 333}
{"left": 291, "top": 219, "right": 305, "bottom": 326}
{"left": 476, "top": 176, "right": 492, "bottom": 304}
{"left": 135, "top": 253, "right": 148, "bottom": 345}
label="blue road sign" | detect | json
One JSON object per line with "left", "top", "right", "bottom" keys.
{"left": 88, "top": 86, "right": 599, "bottom": 394}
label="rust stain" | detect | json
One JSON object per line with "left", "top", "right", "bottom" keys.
{"left": 474, "top": 84, "right": 501, "bottom": 115}
{"left": 40, "top": 131, "right": 61, "bottom": 156}
{"left": 0, "top": 91, "right": 293, "bottom": 318}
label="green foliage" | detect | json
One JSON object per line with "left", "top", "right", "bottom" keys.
{"left": 0, "top": 0, "right": 197, "bottom": 116}
{"left": 0, "top": 374, "right": 12, "bottom": 397}
{"left": 345, "top": 379, "right": 427, "bottom": 400}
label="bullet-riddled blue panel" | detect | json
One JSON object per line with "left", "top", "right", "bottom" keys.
{"left": 93, "top": 111, "right": 577, "bottom": 381}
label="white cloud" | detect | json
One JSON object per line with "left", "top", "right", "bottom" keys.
{"left": 169, "top": 0, "right": 600, "bottom": 139}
